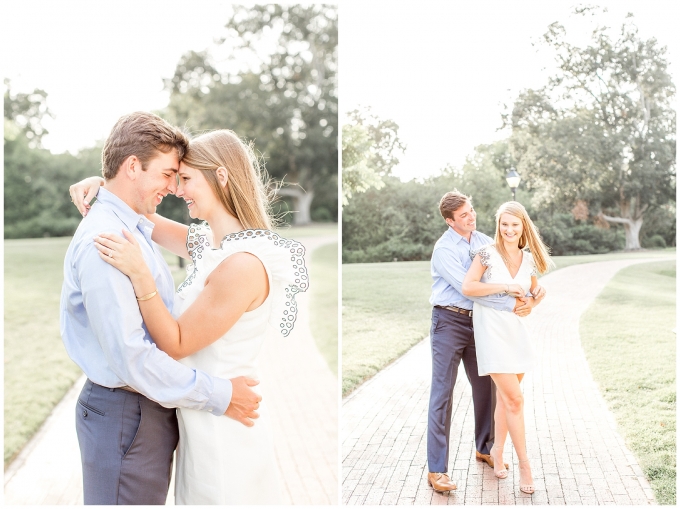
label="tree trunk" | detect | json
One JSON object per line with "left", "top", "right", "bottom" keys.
{"left": 294, "top": 190, "right": 314, "bottom": 225}
{"left": 276, "top": 187, "right": 315, "bottom": 225}
{"left": 601, "top": 214, "right": 643, "bottom": 250}
{"left": 600, "top": 194, "right": 647, "bottom": 251}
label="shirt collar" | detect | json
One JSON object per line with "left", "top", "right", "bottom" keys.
{"left": 446, "top": 226, "right": 480, "bottom": 245}
{"left": 95, "top": 188, "right": 148, "bottom": 233}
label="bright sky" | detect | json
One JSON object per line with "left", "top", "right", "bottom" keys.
{"left": 2, "top": 0, "right": 239, "bottom": 154}
{"left": 341, "top": 0, "right": 679, "bottom": 181}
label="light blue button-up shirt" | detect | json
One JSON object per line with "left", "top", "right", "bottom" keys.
{"left": 60, "top": 188, "right": 232, "bottom": 416}
{"left": 430, "top": 227, "right": 515, "bottom": 312}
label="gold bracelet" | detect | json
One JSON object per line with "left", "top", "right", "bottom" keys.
{"left": 136, "top": 289, "right": 158, "bottom": 301}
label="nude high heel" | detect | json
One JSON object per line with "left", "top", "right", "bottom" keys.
{"left": 490, "top": 445, "right": 507, "bottom": 479}
{"left": 518, "top": 459, "right": 535, "bottom": 494}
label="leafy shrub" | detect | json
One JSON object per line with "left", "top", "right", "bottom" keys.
{"left": 642, "top": 234, "right": 667, "bottom": 249}
{"left": 536, "top": 213, "right": 624, "bottom": 255}
{"left": 311, "top": 206, "right": 333, "bottom": 222}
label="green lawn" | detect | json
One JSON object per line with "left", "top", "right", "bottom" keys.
{"left": 342, "top": 261, "right": 432, "bottom": 396}
{"left": 309, "top": 243, "right": 338, "bottom": 374}
{"left": 342, "top": 248, "right": 675, "bottom": 396}
{"left": 580, "top": 260, "right": 676, "bottom": 505}
{"left": 4, "top": 238, "right": 83, "bottom": 467}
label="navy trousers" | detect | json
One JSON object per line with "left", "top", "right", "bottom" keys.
{"left": 76, "top": 379, "right": 179, "bottom": 505}
{"left": 427, "top": 307, "right": 495, "bottom": 473}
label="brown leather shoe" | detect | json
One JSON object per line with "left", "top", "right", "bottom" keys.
{"left": 476, "top": 450, "right": 509, "bottom": 470}
{"left": 427, "top": 472, "right": 457, "bottom": 492}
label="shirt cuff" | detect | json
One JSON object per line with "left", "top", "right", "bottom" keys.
{"left": 503, "top": 295, "right": 516, "bottom": 313}
{"left": 207, "top": 377, "right": 233, "bottom": 416}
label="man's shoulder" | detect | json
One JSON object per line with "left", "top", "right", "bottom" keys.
{"left": 432, "top": 231, "right": 454, "bottom": 254}
{"left": 473, "top": 230, "right": 493, "bottom": 244}
{"left": 77, "top": 205, "right": 128, "bottom": 235}
{"left": 68, "top": 206, "right": 127, "bottom": 261}
{"left": 432, "top": 231, "right": 466, "bottom": 264}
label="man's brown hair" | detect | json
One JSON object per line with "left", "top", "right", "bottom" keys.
{"left": 439, "top": 190, "right": 471, "bottom": 220}
{"left": 101, "top": 112, "right": 189, "bottom": 179}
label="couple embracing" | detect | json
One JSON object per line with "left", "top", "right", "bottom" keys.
{"left": 61, "top": 111, "right": 307, "bottom": 504}
{"left": 427, "top": 190, "right": 554, "bottom": 495}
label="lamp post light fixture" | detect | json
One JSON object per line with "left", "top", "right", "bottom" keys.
{"left": 505, "top": 168, "right": 521, "bottom": 201}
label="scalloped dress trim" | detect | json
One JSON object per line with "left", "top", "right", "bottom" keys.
{"left": 470, "top": 245, "right": 494, "bottom": 279}
{"left": 177, "top": 222, "right": 308, "bottom": 337}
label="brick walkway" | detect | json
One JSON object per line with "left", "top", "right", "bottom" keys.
{"left": 4, "top": 235, "right": 338, "bottom": 505}
{"left": 342, "top": 257, "right": 672, "bottom": 505}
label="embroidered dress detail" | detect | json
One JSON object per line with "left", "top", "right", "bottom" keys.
{"left": 471, "top": 244, "right": 494, "bottom": 279}
{"left": 177, "top": 221, "right": 308, "bottom": 337}
{"left": 529, "top": 255, "right": 538, "bottom": 277}
{"left": 177, "top": 223, "right": 209, "bottom": 294}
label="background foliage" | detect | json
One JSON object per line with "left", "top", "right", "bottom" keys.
{"left": 342, "top": 138, "right": 674, "bottom": 263}
{"left": 506, "top": 9, "right": 676, "bottom": 250}
{"left": 4, "top": 5, "right": 337, "bottom": 239}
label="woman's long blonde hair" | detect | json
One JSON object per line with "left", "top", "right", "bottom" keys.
{"left": 494, "top": 201, "right": 555, "bottom": 274}
{"left": 182, "top": 130, "right": 274, "bottom": 230}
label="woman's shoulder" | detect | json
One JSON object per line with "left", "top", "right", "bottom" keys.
{"left": 185, "top": 222, "right": 211, "bottom": 260}
{"left": 217, "top": 229, "right": 308, "bottom": 338}
{"left": 217, "top": 228, "right": 299, "bottom": 249}
{"left": 213, "top": 228, "right": 307, "bottom": 284}
{"left": 470, "top": 242, "right": 497, "bottom": 261}
{"left": 523, "top": 249, "right": 538, "bottom": 275}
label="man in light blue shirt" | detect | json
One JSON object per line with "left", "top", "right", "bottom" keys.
{"left": 61, "top": 112, "right": 260, "bottom": 504}
{"left": 426, "top": 190, "right": 543, "bottom": 492}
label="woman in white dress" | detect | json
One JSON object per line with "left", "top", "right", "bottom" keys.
{"left": 462, "top": 201, "right": 554, "bottom": 495}
{"left": 71, "top": 130, "right": 307, "bottom": 504}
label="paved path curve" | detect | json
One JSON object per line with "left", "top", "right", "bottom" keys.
{"left": 342, "top": 257, "right": 673, "bottom": 505}
{"left": 4, "top": 234, "right": 338, "bottom": 505}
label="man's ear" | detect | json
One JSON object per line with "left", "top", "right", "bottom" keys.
{"left": 444, "top": 217, "right": 455, "bottom": 229}
{"left": 123, "top": 155, "right": 141, "bottom": 181}
{"left": 215, "top": 166, "right": 228, "bottom": 187}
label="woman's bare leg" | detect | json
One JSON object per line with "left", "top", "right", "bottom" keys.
{"left": 491, "top": 388, "right": 508, "bottom": 476}
{"left": 490, "top": 373, "right": 533, "bottom": 490}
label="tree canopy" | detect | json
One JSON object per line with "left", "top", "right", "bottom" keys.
{"left": 4, "top": 79, "right": 53, "bottom": 148}
{"left": 4, "top": 83, "right": 100, "bottom": 238}
{"left": 162, "top": 5, "right": 338, "bottom": 224}
{"left": 507, "top": 9, "right": 676, "bottom": 249}
{"left": 341, "top": 108, "right": 406, "bottom": 205}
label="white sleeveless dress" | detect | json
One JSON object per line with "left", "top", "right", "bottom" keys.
{"left": 172, "top": 223, "right": 308, "bottom": 505}
{"left": 472, "top": 244, "right": 537, "bottom": 376}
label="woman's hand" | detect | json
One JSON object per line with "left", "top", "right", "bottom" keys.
{"left": 94, "top": 230, "right": 148, "bottom": 280}
{"left": 70, "top": 176, "right": 105, "bottom": 217}
{"left": 531, "top": 285, "right": 546, "bottom": 300}
{"left": 505, "top": 284, "right": 525, "bottom": 298}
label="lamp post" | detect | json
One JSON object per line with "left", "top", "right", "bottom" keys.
{"left": 505, "top": 168, "right": 521, "bottom": 201}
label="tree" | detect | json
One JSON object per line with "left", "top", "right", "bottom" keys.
{"left": 4, "top": 83, "right": 103, "bottom": 238}
{"left": 507, "top": 10, "right": 676, "bottom": 250}
{"left": 163, "top": 5, "right": 338, "bottom": 224}
{"left": 4, "top": 79, "right": 53, "bottom": 148}
{"left": 342, "top": 108, "right": 406, "bottom": 205}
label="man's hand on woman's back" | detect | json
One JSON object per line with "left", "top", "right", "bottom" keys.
{"left": 225, "top": 376, "right": 262, "bottom": 427}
